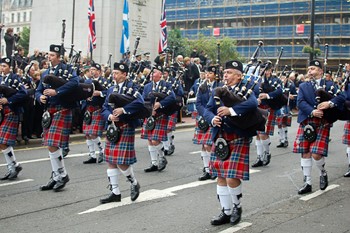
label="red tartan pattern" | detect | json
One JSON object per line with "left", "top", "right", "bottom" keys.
{"left": 167, "top": 112, "right": 178, "bottom": 131}
{"left": 191, "top": 111, "right": 198, "bottom": 119}
{"left": 192, "top": 117, "right": 213, "bottom": 145}
{"left": 83, "top": 105, "right": 105, "bottom": 137}
{"left": 42, "top": 106, "right": 72, "bottom": 148}
{"left": 293, "top": 118, "right": 330, "bottom": 157}
{"left": 104, "top": 124, "right": 137, "bottom": 165}
{"left": 342, "top": 121, "right": 350, "bottom": 145}
{"left": 258, "top": 105, "right": 276, "bottom": 136}
{"left": 210, "top": 133, "right": 250, "bottom": 180}
{"left": 141, "top": 114, "right": 168, "bottom": 142}
{"left": 0, "top": 106, "right": 19, "bottom": 146}
{"left": 276, "top": 115, "right": 292, "bottom": 127}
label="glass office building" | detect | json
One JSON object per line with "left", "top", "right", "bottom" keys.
{"left": 166, "top": 0, "right": 350, "bottom": 72}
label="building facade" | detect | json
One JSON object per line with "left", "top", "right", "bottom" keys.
{"left": 166, "top": 0, "right": 350, "bottom": 72}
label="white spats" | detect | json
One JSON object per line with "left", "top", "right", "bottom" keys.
{"left": 107, "top": 168, "right": 120, "bottom": 195}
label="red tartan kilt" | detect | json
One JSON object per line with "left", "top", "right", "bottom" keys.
{"left": 141, "top": 114, "right": 168, "bottom": 142}
{"left": 191, "top": 111, "right": 198, "bottom": 119}
{"left": 342, "top": 121, "right": 350, "bottom": 145}
{"left": 167, "top": 112, "right": 178, "bottom": 131}
{"left": 83, "top": 105, "right": 105, "bottom": 137}
{"left": 276, "top": 115, "right": 292, "bottom": 127}
{"left": 293, "top": 118, "right": 330, "bottom": 157}
{"left": 192, "top": 118, "right": 213, "bottom": 145}
{"left": 210, "top": 133, "right": 250, "bottom": 180}
{"left": 258, "top": 105, "right": 276, "bottom": 136}
{"left": 104, "top": 125, "right": 137, "bottom": 165}
{"left": 0, "top": 106, "right": 18, "bottom": 146}
{"left": 43, "top": 106, "right": 72, "bottom": 148}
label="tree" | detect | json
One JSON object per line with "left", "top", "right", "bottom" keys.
{"left": 167, "top": 28, "right": 190, "bottom": 58}
{"left": 18, "top": 27, "right": 30, "bottom": 56}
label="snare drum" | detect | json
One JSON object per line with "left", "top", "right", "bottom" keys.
{"left": 186, "top": 97, "right": 196, "bottom": 113}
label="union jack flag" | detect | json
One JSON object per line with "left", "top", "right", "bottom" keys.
{"left": 158, "top": 0, "right": 167, "bottom": 54}
{"left": 88, "top": 0, "right": 96, "bottom": 53}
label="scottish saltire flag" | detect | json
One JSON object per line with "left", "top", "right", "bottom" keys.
{"left": 158, "top": 0, "right": 167, "bottom": 53}
{"left": 88, "top": 0, "right": 96, "bottom": 53}
{"left": 120, "top": 0, "right": 130, "bottom": 54}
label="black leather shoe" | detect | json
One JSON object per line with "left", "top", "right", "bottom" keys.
{"left": 100, "top": 192, "right": 121, "bottom": 204}
{"left": 283, "top": 141, "right": 289, "bottom": 148}
{"left": 40, "top": 178, "right": 57, "bottom": 191}
{"left": 198, "top": 172, "right": 211, "bottom": 181}
{"left": 130, "top": 183, "right": 140, "bottom": 201}
{"left": 164, "top": 149, "right": 169, "bottom": 156}
{"left": 97, "top": 154, "right": 103, "bottom": 163}
{"left": 144, "top": 164, "right": 158, "bottom": 172}
{"left": 230, "top": 206, "right": 242, "bottom": 225}
{"left": 252, "top": 158, "right": 263, "bottom": 167}
{"left": 53, "top": 175, "right": 70, "bottom": 191}
{"left": 344, "top": 168, "right": 350, "bottom": 177}
{"left": 298, "top": 183, "right": 312, "bottom": 195}
{"left": 320, "top": 174, "right": 328, "bottom": 190}
{"left": 0, "top": 171, "right": 11, "bottom": 180}
{"left": 83, "top": 157, "right": 97, "bottom": 164}
{"left": 276, "top": 142, "right": 285, "bottom": 148}
{"left": 158, "top": 157, "right": 168, "bottom": 171}
{"left": 263, "top": 153, "right": 271, "bottom": 166}
{"left": 167, "top": 144, "right": 175, "bottom": 155}
{"left": 211, "top": 209, "right": 231, "bottom": 226}
{"left": 8, "top": 165, "right": 23, "bottom": 180}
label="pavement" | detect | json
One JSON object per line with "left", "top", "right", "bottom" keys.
{"left": 15, "top": 114, "right": 197, "bottom": 148}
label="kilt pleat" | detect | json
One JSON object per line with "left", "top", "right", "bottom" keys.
{"left": 0, "top": 106, "right": 19, "bottom": 146}
{"left": 141, "top": 114, "right": 168, "bottom": 142}
{"left": 83, "top": 105, "right": 105, "bottom": 137}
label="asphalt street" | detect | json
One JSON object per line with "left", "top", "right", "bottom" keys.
{"left": 1, "top": 118, "right": 350, "bottom": 233}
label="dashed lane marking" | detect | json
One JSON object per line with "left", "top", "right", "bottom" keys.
{"left": 189, "top": 151, "right": 202, "bottom": 154}
{"left": 299, "top": 184, "right": 340, "bottom": 201}
{"left": 0, "top": 153, "right": 89, "bottom": 167}
{"left": 0, "top": 179, "right": 34, "bottom": 187}
{"left": 218, "top": 222, "right": 252, "bottom": 233}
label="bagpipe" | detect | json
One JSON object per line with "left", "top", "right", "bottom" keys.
{"left": 259, "top": 48, "right": 288, "bottom": 110}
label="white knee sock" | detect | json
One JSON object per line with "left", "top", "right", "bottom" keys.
{"left": 228, "top": 184, "right": 242, "bottom": 208}
{"left": 255, "top": 140, "right": 263, "bottom": 159}
{"left": 301, "top": 158, "right": 312, "bottom": 185}
{"left": 2, "top": 146, "right": 18, "bottom": 167}
{"left": 162, "top": 140, "right": 170, "bottom": 151}
{"left": 155, "top": 143, "right": 164, "bottom": 158}
{"left": 347, "top": 147, "right": 350, "bottom": 165}
{"left": 217, "top": 185, "right": 232, "bottom": 215}
{"left": 148, "top": 145, "right": 158, "bottom": 165}
{"left": 201, "top": 150, "right": 210, "bottom": 173}
{"left": 86, "top": 139, "right": 96, "bottom": 158}
{"left": 283, "top": 127, "right": 288, "bottom": 141}
{"left": 313, "top": 157, "right": 327, "bottom": 176}
{"left": 168, "top": 132, "right": 173, "bottom": 145}
{"left": 92, "top": 137, "right": 103, "bottom": 155}
{"left": 107, "top": 168, "right": 120, "bottom": 195}
{"left": 49, "top": 149, "right": 67, "bottom": 180}
{"left": 278, "top": 128, "right": 284, "bottom": 143}
{"left": 261, "top": 138, "right": 270, "bottom": 154}
{"left": 119, "top": 166, "right": 137, "bottom": 185}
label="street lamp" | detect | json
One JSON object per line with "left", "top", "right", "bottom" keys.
{"left": 309, "top": 0, "right": 315, "bottom": 61}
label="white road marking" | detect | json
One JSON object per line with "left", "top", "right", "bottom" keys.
{"left": 79, "top": 180, "right": 216, "bottom": 215}
{"left": 0, "top": 153, "right": 89, "bottom": 167}
{"left": 299, "top": 184, "right": 340, "bottom": 201}
{"left": 189, "top": 151, "right": 202, "bottom": 154}
{"left": 0, "top": 179, "right": 34, "bottom": 187}
{"left": 218, "top": 222, "right": 252, "bottom": 233}
{"left": 250, "top": 169, "right": 260, "bottom": 174}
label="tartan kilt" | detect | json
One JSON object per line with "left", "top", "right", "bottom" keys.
{"left": 210, "top": 132, "right": 250, "bottom": 180}
{"left": 167, "top": 112, "right": 178, "bottom": 131}
{"left": 191, "top": 111, "right": 198, "bottom": 119}
{"left": 276, "top": 115, "right": 292, "bottom": 127}
{"left": 342, "top": 121, "right": 350, "bottom": 145}
{"left": 104, "top": 124, "right": 137, "bottom": 165}
{"left": 42, "top": 106, "right": 72, "bottom": 149}
{"left": 0, "top": 106, "right": 19, "bottom": 146}
{"left": 83, "top": 105, "right": 105, "bottom": 137}
{"left": 258, "top": 105, "right": 276, "bottom": 136}
{"left": 293, "top": 118, "right": 330, "bottom": 157}
{"left": 192, "top": 116, "right": 213, "bottom": 145}
{"left": 141, "top": 114, "right": 168, "bottom": 142}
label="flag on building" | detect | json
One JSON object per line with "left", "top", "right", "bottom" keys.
{"left": 120, "top": 0, "right": 130, "bottom": 54}
{"left": 158, "top": 0, "right": 167, "bottom": 54}
{"left": 88, "top": 0, "right": 97, "bottom": 53}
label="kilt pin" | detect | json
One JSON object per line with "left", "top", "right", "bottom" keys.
{"left": 83, "top": 105, "right": 105, "bottom": 137}
{"left": 42, "top": 105, "right": 72, "bottom": 149}
{"left": 0, "top": 106, "right": 19, "bottom": 146}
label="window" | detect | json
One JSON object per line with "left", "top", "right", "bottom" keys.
{"left": 11, "top": 13, "right": 15, "bottom": 23}
{"left": 23, "top": 12, "right": 27, "bottom": 22}
{"left": 17, "top": 12, "right": 21, "bottom": 22}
